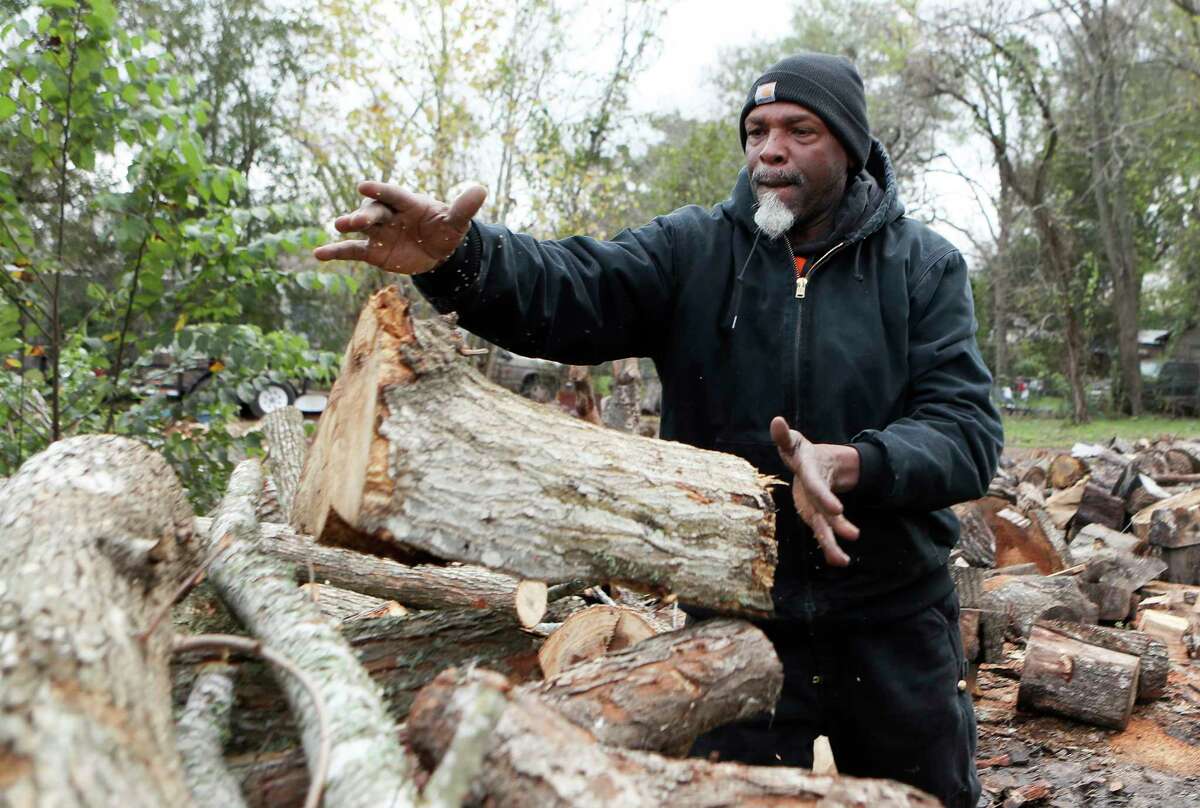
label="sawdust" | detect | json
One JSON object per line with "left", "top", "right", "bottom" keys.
{"left": 1107, "top": 717, "right": 1200, "bottom": 776}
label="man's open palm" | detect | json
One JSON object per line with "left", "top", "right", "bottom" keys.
{"left": 312, "top": 181, "right": 487, "bottom": 274}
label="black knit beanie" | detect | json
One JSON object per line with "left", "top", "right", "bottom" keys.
{"left": 739, "top": 53, "right": 871, "bottom": 174}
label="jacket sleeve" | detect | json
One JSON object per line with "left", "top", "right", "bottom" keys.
{"left": 849, "top": 249, "right": 1004, "bottom": 511}
{"left": 412, "top": 218, "right": 678, "bottom": 365}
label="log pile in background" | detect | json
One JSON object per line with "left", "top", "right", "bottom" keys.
{"left": 954, "top": 437, "right": 1199, "bottom": 729}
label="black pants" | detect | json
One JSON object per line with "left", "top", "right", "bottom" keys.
{"left": 690, "top": 591, "right": 980, "bottom": 808}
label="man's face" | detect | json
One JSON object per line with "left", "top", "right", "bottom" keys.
{"left": 744, "top": 101, "right": 849, "bottom": 233}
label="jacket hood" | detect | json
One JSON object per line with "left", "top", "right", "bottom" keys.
{"left": 725, "top": 137, "right": 904, "bottom": 244}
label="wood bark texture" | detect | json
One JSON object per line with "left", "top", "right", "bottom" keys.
{"left": 177, "top": 663, "right": 247, "bottom": 808}
{"left": 262, "top": 405, "right": 308, "bottom": 522}
{"left": 299, "top": 583, "right": 407, "bottom": 622}
{"left": 537, "top": 605, "right": 657, "bottom": 678}
{"left": 982, "top": 576, "right": 1098, "bottom": 637}
{"left": 197, "top": 518, "right": 547, "bottom": 626}
{"left": 1075, "top": 482, "right": 1127, "bottom": 531}
{"left": 292, "top": 287, "right": 778, "bottom": 616}
{"left": 525, "top": 618, "right": 782, "bottom": 754}
{"left": 0, "top": 435, "right": 197, "bottom": 808}
{"left": 406, "top": 668, "right": 941, "bottom": 808}
{"left": 1017, "top": 624, "right": 1140, "bottom": 729}
{"left": 952, "top": 501, "right": 996, "bottom": 567}
{"left": 201, "top": 460, "right": 417, "bottom": 808}
{"left": 1034, "top": 619, "right": 1168, "bottom": 702}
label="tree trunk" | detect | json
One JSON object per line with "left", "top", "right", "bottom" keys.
{"left": 200, "top": 460, "right": 418, "bottom": 808}
{"left": 1034, "top": 618, "right": 1168, "bottom": 702}
{"left": 293, "top": 287, "right": 778, "bottom": 616}
{"left": 262, "top": 405, "right": 307, "bottom": 521}
{"left": 1017, "top": 623, "right": 1140, "bottom": 729}
{"left": 177, "top": 663, "right": 246, "bottom": 808}
{"left": 197, "top": 518, "right": 548, "bottom": 627}
{"left": 0, "top": 436, "right": 197, "bottom": 808}
{"left": 406, "top": 668, "right": 941, "bottom": 808}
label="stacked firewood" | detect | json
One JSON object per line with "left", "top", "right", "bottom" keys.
{"left": 953, "top": 438, "right": 1200, "bottom": 731}
{"left": 0, "top": 288, "right": 941, "bottom": 808}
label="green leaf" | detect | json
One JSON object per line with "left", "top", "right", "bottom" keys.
{"left": 179, "top": 137, "right": 204, "bottom": 174}
{"left": 89, "top": 0, "right": 117, "bottom": 29}
{"left": 0, "top": 96, "right": 14, "bottom": 121}
{"left": 211, "top": 174, "right": 229, "bottom": 204}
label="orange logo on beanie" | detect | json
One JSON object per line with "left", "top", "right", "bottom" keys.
{"left": 755, "top": 81, "right": 777, "bottom": 105}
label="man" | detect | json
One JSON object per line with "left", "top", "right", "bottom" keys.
{"left": 314, "top": 53, "right": 1002, "bottom": 807}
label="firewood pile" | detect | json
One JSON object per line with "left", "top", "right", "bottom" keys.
{"left": 0, "top": 287, "right": 943, "bottom": 807}
{"left": 954, "top": 438, "right": 1200, "bottom": 732}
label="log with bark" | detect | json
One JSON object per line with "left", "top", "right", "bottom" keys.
{"left": 292, "top": 287, "right": 778, "bottom": 616}
{"left": 1074, "top": 481, "right": 1127, "bottom": 531}
{"left": 299, "top": 582, "right": 408, "bottom": 622}
{"left": 406, "top": 668, "right": 941, "bottom": 808}
{"left": 1049, "top": 454, "right": 1088, "bottom": 489}
{"left": 952, "top": 501, "right": 996, "bottom": 568}
{"left": 981, "top": 575, "right": 1098, "bottom": 637}
{"left": 1017, "top": 623, "right": 1140, "bottom": 730}
{"left": 262, "top": 405, "right": 308, "bottom": 522}
{"left": 0, "top": 436, "right": 197, "bottom": 807}
{"left": 1033, "top": 619, "right": 1168, "bottom": 701}
{"left": 197, "top": 518, "right": 548, "bottom": 627}
{"left": 601, "top": 356, "right": 641, "bottom": 434}
{"left": 537, "top": 604, "right": 658, "bottom": 678}
{"left": 176, "top": 663, "right": 247, "bottom": 808}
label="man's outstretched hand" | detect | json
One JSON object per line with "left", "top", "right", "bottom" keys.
{"left": 312, "top": 181, "right": 488, "bottom": 274}
{"left": 769, "top": 416, "right": 861, "bottom": 567}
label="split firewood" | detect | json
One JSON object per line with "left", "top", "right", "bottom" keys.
{"left": 1019, "top": 458, "right": 1050, "bottom": 490}
{"left": 988, "top": 506, "right": 1069, "bottom": 574}
{"left": 1045, "top": 479, "right": 1087, "bottom": 529}
{"left": 987, "top": 470, "right": 1019, "bottom": 503}
{"left": 262, "top": 405, "right": 308, "bottom": 521}
{"left": 1148, "top": 506, "right": 1200, "bottom": 585}
{"left": 1080, "top": 549, "right": 1167, "bottom": 594}
{"left": 177, "top": 663, "right": 245, "bottom": 808}
{"left": 1132, "top": 487, "right": 1200, "bottom": 539}
{"left": 1136, "top": 610, "right": 1192, "bottom": 661}
{"left": 1017, "top": 623, "right": 1140, "bottom": 730}
{"left": 953, "top": 564, "right": 1004, "bottom": 662}
{"left": 1080, "top": 581, "right": 1135, "bottom": 622}
{"left": 196, "top": 518, "right": 549, "bottom": 627}
{"left": 1074, "top": 482, "right": 1126, "bottom": 532}
{"left": 406, "top": 668, "right": 942, "bottom": 808}
{"left": 299, "top": 582, "right": 408, "bottom": 622}
{"left": 1033, "top": 619, "right": 1168, "bottom": 701}
{"left": 198, "top": 460, "right": 417, "bottom": 808}
{"left": 1017, "top": 482, "right": 1045, "bottom": 512}
{"left": 952, "top": 501, "right": 996, "bottom": 567}
{"left": 1071, "top": 523, "right": 1147, "bottom": 561}
{"left": 1071, "top": 444, "right": 1130, "bottom": 492}
{"left": 601, "top": 356, "right": 641, "bottom": 433}
{"left": 1049, "top": 453, "right": 1088, "bottom": 489}
{"left": 1165, "top": 441, "right": 1200, "bottom": 473}
{"left": 0, "top": 436, "right": 197, "bottom": 807}
{"left": 538, "top": 605, "right": 658, "bottom": 678}
{"left": 292, "top": 287, "right": 778, "bottom": 616}
{"left": 982, "top": 575, "right": 1098, "bottom": 637}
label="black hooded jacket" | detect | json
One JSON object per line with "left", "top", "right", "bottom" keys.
{"left": 415, "top": 139, "right": 1004, "bottom": 626}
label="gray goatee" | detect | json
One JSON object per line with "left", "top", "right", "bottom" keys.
{"left": 753, "top": 189, "right": 796, "bottom": 239}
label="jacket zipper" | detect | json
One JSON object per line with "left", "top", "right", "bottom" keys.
{"left": 788, "top": 238, "right": 848, "bottom": 624}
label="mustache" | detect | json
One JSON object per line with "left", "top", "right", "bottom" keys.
{"left": 751, "top": 166, "right": 805, "bottom": 188}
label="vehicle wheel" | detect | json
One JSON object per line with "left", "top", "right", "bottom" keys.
{"left": 520, "top": 375, "right": 553, "bottom": 403}
{"left": 248, "top": 381, "right": 297, "bottom": 418}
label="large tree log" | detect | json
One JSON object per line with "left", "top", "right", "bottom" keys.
{"left": 406, "top": 668, "right": 941, "bottom": 808}
{"left": 0, "top": 436, "right": 197, "bottom": 807}
{"left": 197, "top": 518, "right": 547, "bottom": 626}
{"left": 200, "top": 460, "right": 417, "bottom": 808}
{"left": 262, "top": 405, "right": 308, "bottom": 521}
{"left": 292, "top": 287, "right": 778, "bottom": 616}
{"left": 1033, "top": 619, "right": 1168, "bottom": 702}
{"left": 982, "top": 575, "right": 1098, "bottom": 637}
{"left": 1017, "top": 623, "right": 1140, "bottom": 730}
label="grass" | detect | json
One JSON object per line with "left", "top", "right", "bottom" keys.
{"left": 1002, "top": 414, "right": 1200, "bottom": 449}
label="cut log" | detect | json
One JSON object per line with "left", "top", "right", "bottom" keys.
{"left": 1080, "top": 549, "right": 1167, "bottom": 593}
{"left": 510, "top": 619, "right": 781, "bottom": 755}
{"left": 1147, "top": 506, "right": 1200, "bottom": 550}
{"left": 177, "top": 663, "right": 247, "bottom": 808}
{"left": 1075, "top": 482, "right": 1126, "bottom": 531}
{"left": 538, "top": 605, "right": 658, "bottom": 679}
{"left": 197, "top": 518, "right": 548, "bottom": 627}
{"left": 982, "top": 575, "right": 1098, "bottom": 637}
{"left": 1017, "top": 481, "right": 1046, "bottom": 513}
{"left": 1123, "top": 473, "right": 1171, "bottom": 514}
{"left": 292, "top": 287, "right": 778, "bottom": 616}
{"left": 406, "top": 668, "right": 942, "bottom": 808}
{"left": 1160, "top": 544, "right": 1200, "bottom": 586}
{"left": 601, "top": 356, "right": 641, "bottom": 434}
{"left": 262, "top": 405, "right": 308, "bottom": 521}
{"left": 952, "top": 501, "right": 996, "bottom": 567}
{"left": 1071, "top": 523, "right": 1146, "bottom": 557}
{"left": 1017, "top": 624, "right": 1140, "bottom": 730}
{"left": 960, "top": 608, "right": 982, "bottom": 661}
{"left": 1050, "top": 454, "right": 1088, "bottom": 489}
{"left": 989, "top": 507, "right": 1069, "bottom": 574}
{"left": 200, "top": 460, "right": 417, "bottom": 808}
{"left": 1166, "top": 441, "right": 1200, "bottom": 472}
{"left": 299, "top": 582, "right": 408, "bottom": 622}
{"left": 1019, "top": 458, "right": 1050, "bottom": 490}
{"left": 1033, "top": 619, "right": 1168, "bottom": 701}
{"left": 1080, "top": 581, "right": 1134, "bottom": 622}
{"left": 0, "top": 436, "right": 197, "bottom": 807}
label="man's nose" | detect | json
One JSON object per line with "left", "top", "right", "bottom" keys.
{"left": 759, "top": 130, "right": 788, "bottom": 164}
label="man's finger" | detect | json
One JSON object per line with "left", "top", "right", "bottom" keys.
{"left": 358, "top": 181, "right": 422, "bottom": 213}
{"left": 811, "top": 513, "right": 851, "bottom": 567}
{"left": 828, "top": 513, "right": 860, "bottom": 542}
{"left": 334, "top": 201, "right": 393, "bottom": 233}
{"left": 447, "top": 183, "right": 488, "bottom": 230}
{"left": 798, "top": 458, "right": 844, "bottom": 516}
{"left": 313, "top": 239, "right": 370, "bottom": 263}
{"left": 770, "top": 416, "right": 798, "bottom": 464}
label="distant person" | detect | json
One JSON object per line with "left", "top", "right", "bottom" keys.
{"left": 314, "top": 52, "right": 1002, "bottom": 807}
